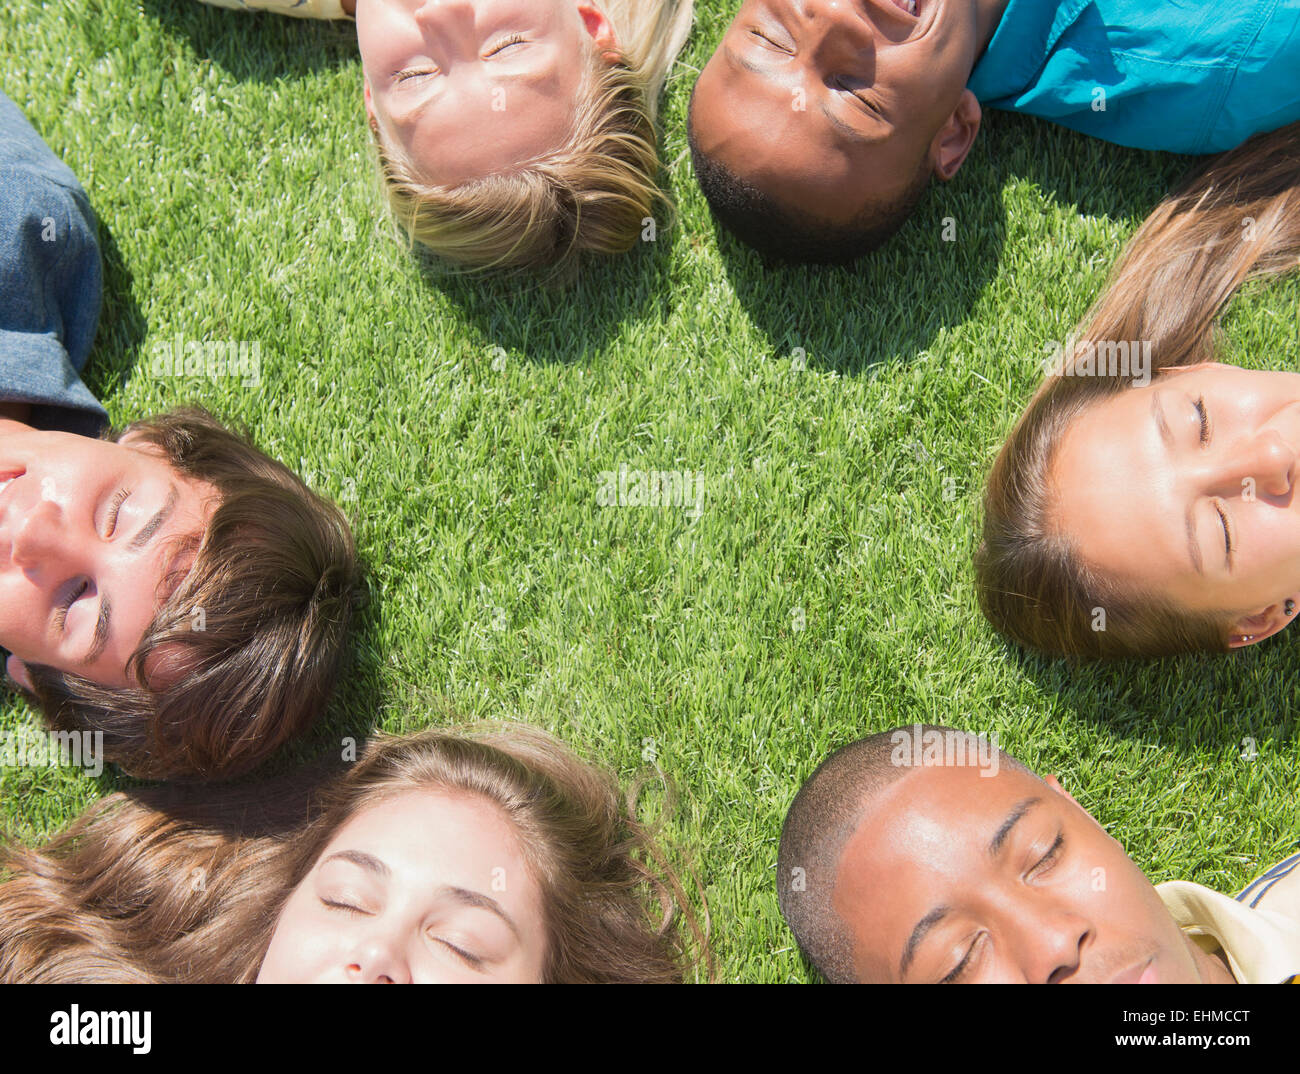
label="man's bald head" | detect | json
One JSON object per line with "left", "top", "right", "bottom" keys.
{"left": 776, "top": 725, "right": 1026, "bottom": 982}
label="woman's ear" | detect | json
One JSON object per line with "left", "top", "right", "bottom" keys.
{"left": 6, "top": 654, "right": 34, "bottom": 693}
{"left": 576, "top": 3, "right": 619, "bottom": 59}
{"left": 1227, "top": 598, "right": 1300, "bottom": 648}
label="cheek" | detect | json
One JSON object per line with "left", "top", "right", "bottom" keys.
{"left": 260, "top": 897, "right": 340, "bottom": 982}
{"left": 356, "top": 10, "right": 420, "bottom": 80}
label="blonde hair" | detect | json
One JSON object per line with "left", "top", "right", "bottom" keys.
{"left": 0, "top": 726, "right": 711, "bottom": 983}
{"left": 372, "top": 0, "right": 693, "bottom": 274}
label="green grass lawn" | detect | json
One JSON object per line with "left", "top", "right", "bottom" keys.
{"left": 2, "top": 0, "right": 1297, "bottom": 983}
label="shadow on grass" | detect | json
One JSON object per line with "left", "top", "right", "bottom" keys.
{"left": 1005, "top": 640, "right": 1297, "bottom": 755}
{"left": 142, "top": 0, "right": 358, "bottom": 83}
{"left": 81, "top": 224, "right": 146, "bottom": 405}
{"left": 709, "top": 111, "right": 1193, "bottom": 377}
{"left": 421, "top": 224, "right": 678, "bottom": 363}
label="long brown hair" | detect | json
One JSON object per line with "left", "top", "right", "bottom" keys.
{"left": 976, "top": 123, "right": 1300, "bottom": 657}
{"left": 24, "top": 408, "right": 360, "bottom": 780}
{"left": 0, "top": 726, "right": 709, "bottom": 983}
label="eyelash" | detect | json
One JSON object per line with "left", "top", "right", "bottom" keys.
{"left": 321, "top": 897, "right": 366, "bottom": 917}
{"left": 833, "top": 76, "right": 880, "bottom": 115}
{"left": 488, "top": 33, "right": 525, "bottom": 56}
{"left": 437, "top": 939, "right": 485, "bottom": 969}
{"left": 322, "top": 899, "right": 485, "bottom": 968}
{"left": 397, "top": 35, "right": 525, "bottom": 82}
{"left": 54, "top": 580, "right": 90, "bottom": 631}
{"left": 749, "top": 28, "right": 792, "bottom": 53}
{"left": 1215, "top": 500, "right": 1234, "bottom": 556}
{"left": 106, "top": 487, "right": 130, "bottom": 538}
{"left": 939, "top": 833, "right": 1064, "bottom": 983}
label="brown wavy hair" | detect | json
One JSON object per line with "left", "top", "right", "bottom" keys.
{"left": 975, "top": 122, "right": 1300, "bottom": 657}
{"left": 0, "top": 726, "right": 710, "bottom": 983}
{"left": 22, "top": 408, "right": 359, "bottom": 780}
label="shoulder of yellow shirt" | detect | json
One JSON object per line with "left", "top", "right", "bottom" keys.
{"left": 1236, "top": 850, "right": 1300, "bottom": 982}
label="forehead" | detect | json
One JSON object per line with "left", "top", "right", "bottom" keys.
{"left": 695, "top": 52, "right": 855, "bottom": 193}
{"left": 324, "top": 789, "right": 535, "bottom": 891}
{"left": 830, "top": 764, "right": 1049, "bottom": 975}
{"left": 1048, "top": 379, "right": 1228, "bottom": 608}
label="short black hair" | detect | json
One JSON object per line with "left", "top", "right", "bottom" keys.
{"left": 687, "top": 88, "right": 931, "bottom": 265}
{"left": 776, "top": 726, "right": 1030, "bottom": 983}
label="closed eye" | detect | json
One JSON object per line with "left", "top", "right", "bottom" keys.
{"left": 54, "top": 579, "right": 91, "bottom": 632}
{"left": 833, "top": 76, "right": 882, "bottom": 117}
{"left": 749, "top": 28, "right": 792, "bottom": 53}
{"left": 105, "top": 488, "right": 130, "bottom": 538}
{"left": 1213, "top": 498, "right": 1234, "bottom": 559}
{"left": 321, "top": 898, "right": 368, "bottom": 916}
{"left": 436, "top": 938, "right": 486, "bottom": 969}
{"left": 1030, "top": 832, "right": 1064, "bottom": 876}
{"left": 396, "top": 67, "right": 437, "bottom": 83}
{"left": 487, "top": 33, "right": 525, "bottom": 56}
{"left": 939, "top": 934, "right": 981, "bottom": 984}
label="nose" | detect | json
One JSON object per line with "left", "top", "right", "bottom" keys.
{"left": 412, "top": 0, "right": 476, "bottom": 38}
{"left": 1016, "top": 902, "right": 1092, "bottom": 984}
{"left": 801, "top": 0, "right": 878, "bottom": 73}
{"left": 11, "top": 498, "right": 80, "bottom": 574}
{"left": 344, "top": 935, "right": 412, "bottom": 985}
{"left": 1210, "top": 427, "right": 1296, "bottom": 501}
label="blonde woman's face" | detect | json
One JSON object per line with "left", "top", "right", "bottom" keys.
{"left": 257, "top": 789, "right": 549, "bottom": 983}
{"left": 1050, "top": 363, "right": 1300, "bottom": 647}
{"left": 356, "top": 0, "right": 618, "bottom": 186}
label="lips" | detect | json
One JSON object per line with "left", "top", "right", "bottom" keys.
{"left": 889, "top": 0, "right": 920, "bottom": 16}
{"left": 1111, "top": 957, "right": 1159, "bottom": 984}
{"left": 0, "top": 470, "right": 24, "bottom": 543}
{"left": 0, "top": 471, "right": 22, "bottom": 508}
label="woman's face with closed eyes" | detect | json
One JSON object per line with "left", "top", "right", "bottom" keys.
{"left": 356, "top": 0, "right": 618, "bottom": 187}
{"left": 257, "top": 789, "right": 549, "bottom": 983}
{"left": 1050, "top": 363, "right": 1300, "bottom": 647}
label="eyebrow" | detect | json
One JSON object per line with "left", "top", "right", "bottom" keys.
{"left": 819, "top": 100, "right": 876, "bottom": 143}
{"left": 80, "top": 594, "right": 113, "bottom": 667}
{"left": 899, "top": 904, "right": 949, "bottom": 978}
{"left": 434, "top": 884, "right": 521, "bottom": 938}
{"left": 988, "top": 797, "right": 1041, "bottom": 857}
{"left": 323, "top": 851, "right": 521, "bottom": 937}
{"left": 325, "top": 849, "right": 390, "bottom": 876}
{"left": 129, "top": 484, "right": 179, "bottom": 552}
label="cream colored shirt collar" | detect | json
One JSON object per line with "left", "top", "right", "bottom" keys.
{"left": 1157, "top": 875, "right": 1300, "bottom": 984}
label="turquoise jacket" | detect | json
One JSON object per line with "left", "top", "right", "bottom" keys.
{"left": 968, "top": 0, "right": 1300, "bottom": 154}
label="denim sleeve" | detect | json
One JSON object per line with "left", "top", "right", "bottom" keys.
{"left": 0, "top": 91, "right": 108, "bottom": 436}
